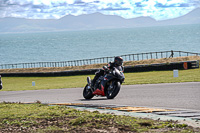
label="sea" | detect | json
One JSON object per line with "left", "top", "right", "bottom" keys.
{"left": 0, "top": 24, "right": 200, "bottom": 65}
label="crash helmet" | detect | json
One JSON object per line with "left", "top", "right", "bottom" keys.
{"left": 114, "top": 56, "right": 123, "bottom": 66}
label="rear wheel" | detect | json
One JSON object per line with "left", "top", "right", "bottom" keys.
{"left": 106, "top": 81, "right": 121, "bottom": 99}
{"left": 83, "top": 84, "right": 94, "bottom": 99}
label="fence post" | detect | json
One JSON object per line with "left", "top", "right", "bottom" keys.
{"left": 142, "top": 53, "right": 143, "bottom": 60}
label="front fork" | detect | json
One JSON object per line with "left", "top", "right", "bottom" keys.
{"left": 108, "top": 81, "right": 113, "bottom": 91}
{"left": 87, "top": 77, "right": 94, "bottom": 92}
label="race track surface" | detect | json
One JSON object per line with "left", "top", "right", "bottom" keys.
{"left": 1, "top": 82, "right": 200, "bottom": 110}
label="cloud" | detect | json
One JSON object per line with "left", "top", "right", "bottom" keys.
{"left": 0, "top": 0, "right": 200, "bottom": 20}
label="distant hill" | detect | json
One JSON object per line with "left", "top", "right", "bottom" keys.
{"left": 157, "top": 8, "right": 200, "bottom": 26}
{"left": 0, "top": 8, "right": 199, "bottom": 33}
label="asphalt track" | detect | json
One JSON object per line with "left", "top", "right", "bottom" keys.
{"left": 0, "top": 82, "right": 200, "bottom": 111}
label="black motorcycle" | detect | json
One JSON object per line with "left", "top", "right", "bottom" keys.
{"left": 83, "top": 67, "right": 125, "bottom": 99}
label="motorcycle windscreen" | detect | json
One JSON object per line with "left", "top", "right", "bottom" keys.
{"left": 115, "top": 66, "right": 123, "bottom": 71}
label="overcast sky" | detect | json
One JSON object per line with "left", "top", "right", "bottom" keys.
{"left": 0, "top": 0, "right": 200, "bottom": 20}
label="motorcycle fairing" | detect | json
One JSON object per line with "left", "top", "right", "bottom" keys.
{"left": 92, "top": 84, "right": 105, "bottom": 96}
{"left": 92, "top": 74, "right": 111, "bottom": 96}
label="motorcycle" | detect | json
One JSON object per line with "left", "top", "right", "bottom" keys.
{"left": 83, "top": 67, "right": 125, "bottom": 99}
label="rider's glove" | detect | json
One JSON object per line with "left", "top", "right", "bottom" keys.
{"left": 103, "top": 66, "right": 109, "bottom": 74}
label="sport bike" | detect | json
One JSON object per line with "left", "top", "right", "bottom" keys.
{"left": 83, "top": 67, "right": 125, "bottom": 99}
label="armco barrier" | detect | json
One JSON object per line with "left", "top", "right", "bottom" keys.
{"left": 125, "top": 60, "right": 199, "bottom": 73}
{"left": 0, "top": 60, "right": 199, "bottom": 77}
{"left": 1, "top": 51, "right": 200, "bottom": 69}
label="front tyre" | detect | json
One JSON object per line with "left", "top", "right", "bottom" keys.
{"left": 83, "top": 84, "right": 94, "bottom": 99}
{"left": 106, "top": 81, "right": 121, "bottom": 99}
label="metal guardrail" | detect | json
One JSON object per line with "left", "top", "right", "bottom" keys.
{"left": 0, "top": 51, "right": 200, "bottom": 69}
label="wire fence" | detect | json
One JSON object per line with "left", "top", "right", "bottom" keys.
{"left": 0, "top": 50, "right": 200, "bottom": 69}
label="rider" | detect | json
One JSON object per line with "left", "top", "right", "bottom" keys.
{"left": 91, "top": 56, "right": 124, "bottom": 89}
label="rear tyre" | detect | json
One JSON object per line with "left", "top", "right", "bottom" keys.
{"left": 106, "top": 81, "right": 121, "bottom": 99}
{"left": 83, "top": 84, "right": 94, "bottom": 99}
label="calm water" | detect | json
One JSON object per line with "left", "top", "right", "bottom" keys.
{"left": 0, "top": 24, "right": 200, "bottom": 64}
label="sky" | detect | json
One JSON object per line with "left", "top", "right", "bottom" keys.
{"left": 0, "top": 0, "right": 200, "bottom": 20}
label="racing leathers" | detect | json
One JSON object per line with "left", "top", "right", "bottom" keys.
{"left": 91, "top": 62, "right": 124, "bottom": 89}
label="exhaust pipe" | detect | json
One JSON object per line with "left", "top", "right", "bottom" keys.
{"left": 87, "top": 76, "right": 91, "bottom": 86}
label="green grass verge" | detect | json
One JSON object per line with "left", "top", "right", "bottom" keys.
{"left": 0, "top": 103, "right": 197, "bottom": 132}
{"left": 1, "top": 68, "right": 200, "bottom": 91}
{"left": 125, "top": 68, "right": 200, "bottom": 85}
{"left": 1, "top": 75, "right": 94, "bottom": 91}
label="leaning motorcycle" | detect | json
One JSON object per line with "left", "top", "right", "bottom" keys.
{"left": 83, "top": 67, "right": 125, "bottom": 99}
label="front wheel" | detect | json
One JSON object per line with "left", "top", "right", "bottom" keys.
{"left": 106, "top": 81, "right": 121, "bottom": 99}
{"left": 83, "top": 84, "right": 94, "bottom": 99}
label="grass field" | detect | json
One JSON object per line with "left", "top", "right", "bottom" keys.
{"left": 1, "top": 67, "right": 200, "bottom": 91}
{"left": 0, "top": 103, "right": 198, "bottom": 132}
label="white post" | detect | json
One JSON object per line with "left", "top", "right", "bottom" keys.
{"left": 173, "top": 70, "right": 179, "bottom": 78}
{"left": 32, "top": 81, "right": 35, "bottom": 86}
